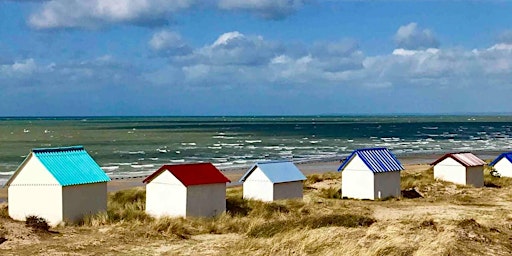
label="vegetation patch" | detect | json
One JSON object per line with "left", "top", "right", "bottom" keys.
{"left": 401, "top": 167, "right": 434, "bottom": 190}
{"left": 247, "top": 213, "right": 375, "bottom": 238}
{"left": 25, "top": 216, "right": 49, "bottom": 232}
{"left": 318, "top": 187, "right": 342, "bottom": 199}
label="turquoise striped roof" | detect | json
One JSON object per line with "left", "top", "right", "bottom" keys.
{"left": 31, "top": 146, "right": 110, "bottom": 186}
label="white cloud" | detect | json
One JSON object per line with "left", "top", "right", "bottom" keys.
{"left": 28, "top": 0, "right": 194, "bottom": 29}
{"left": 172, "top": 31, "right": 281, "bottom": 66}
{"left": 217, "top": 0, "right": 305, "bottom": 20}
{"left": 28, "top": 0, "right": 306, "bottom": 29}
{"left": 0, "top": 59, "right": 37, "bottom": 77}
{"left": 395, "top": 22, "right": 439, "bottom": 50}
{"left": 149, "top": 30, "right": 191, "bottom": 56}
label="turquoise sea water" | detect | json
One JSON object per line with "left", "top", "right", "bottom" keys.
{"left": 1, "top": 115, "right": 512, "bottom": 183}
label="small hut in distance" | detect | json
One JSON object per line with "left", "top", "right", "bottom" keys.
{"left": 489, "top": 152, "right": 512, "bottom": 177}
{"left": 5, "top": 146, "right": 111, "bottom": 226}
{"left": 239, "top": 161, "right": 306, "bottom": 202}
{"left": 431, "top": 152, "right": 486, "bottom": 187}
{"left": 144, "top": 163, "right": 230, "bottom": 218}
{"left": 338, "top": 147, "right": 403, "bottom": 200}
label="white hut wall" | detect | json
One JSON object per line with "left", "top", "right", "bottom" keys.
{"left": 145, "top": 171, "right": 187, "bottom": 218}
{"left": 494, "top": 159, "right": 512, "bottom": 177}
{"left": 433, "top": 158, "right": 467, "bottom": 185}
{"left": 341, "top": 155, "right": 375, "bottom": 200}
{"left": 8, "top": 155, "right": 63, "bottom": 226}
{"left": 243, "top": 167, "right": 274, "bottom": 201}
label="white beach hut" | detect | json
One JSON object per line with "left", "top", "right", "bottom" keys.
{"left": 143, "top": 163, "right": 230, "bottom": 218}
{"left": 5, "top": 146, "right": 111, "bottom": 226}
{"left": 239, "top": 161, "right": 306, "bottom": 202}
{"left": 338, "top": 148, "right": 403, "bottom": 200}
{"left": 489, "top": 152, "right": 512, "bottom": 177}
{"left": 431, "top": 152, "right": 486, "bottom": 187}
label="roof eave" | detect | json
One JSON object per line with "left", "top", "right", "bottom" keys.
{"left": 239, "top": 164, "right": 258, "bottom": 182}
{"left": 3, "top": 153, "right": 33, "bottom": 188}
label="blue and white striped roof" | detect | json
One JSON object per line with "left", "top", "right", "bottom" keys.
{"left": 489, "top": 152, "right": 512, "bottom": 166}
{"left": 239, "top": 161, "right": 306, "bottom": 183}
{"left": 338, "top": 148, "right": 404, "bottom": 173}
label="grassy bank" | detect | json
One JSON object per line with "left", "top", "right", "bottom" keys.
{"left": 1, "top": 165, "right": 512, "bottom": 255}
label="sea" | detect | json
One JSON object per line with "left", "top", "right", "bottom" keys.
{"left": 1, "top": 115, "right": 512, "bottom": 184}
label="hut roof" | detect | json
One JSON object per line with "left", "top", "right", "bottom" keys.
{"left": 143, "top": 163, "right": 230, "bottom": 186}
{"left": 239, "top": 161, "right": 306, "bottom": 183}
{"left": 338, "top": 147, "right": 404, "bottom": 173}
{"left": 431, "top": 152, "right": 486, "bottom": 167}
{"left": 6, "top": 146, "right": 110, "bottom": 187}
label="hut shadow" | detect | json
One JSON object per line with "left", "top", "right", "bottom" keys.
{"left": 484, "top": 181, "right": 501, "bottom": 188}
{"left": 401, "top": 188, "right": 423, "bottom": 199}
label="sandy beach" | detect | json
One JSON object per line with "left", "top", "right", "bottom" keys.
{"left": 1, "top": 150, "right": 512, "bottom": 255}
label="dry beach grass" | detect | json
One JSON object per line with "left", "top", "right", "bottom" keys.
{"left": 1, "top": 163, "right": 512, "bottom": 255}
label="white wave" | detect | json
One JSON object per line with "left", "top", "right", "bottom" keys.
{"left": 170, "top": 159, "right": 185, "bottom": 163}
{"left": 245, "top": 140, "right": 262, "bottom": 143}
{"left": 128, "top": 151, "right": 145, "bottom": 155}
{"left": 181, "top": 142, "right": 197, "bottom": 146}
{"left": 131, "top": 164, "right": 155, "bottom": 169}
{"left": 101, "top": 166, "right": 119, "bottom": 171}
{"left": 208, "top": 146, "right": 222, "bottom": 149}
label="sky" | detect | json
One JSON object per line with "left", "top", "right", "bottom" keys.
{"left": 1, "top": 0, "right": 512, "bottom": 116}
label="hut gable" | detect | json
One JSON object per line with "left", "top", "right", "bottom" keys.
{"left": 489, "top": 152, "right": 512, "bottom": 167}
{"left": 6, "top": 146, "right": 110, "bottom": 226}
{"left": 489, "top": 152, "right": 512, "bottom": 178}
{"left": 239, "top": 161, "right": 306, "bottom": 184}
{"left": 338, "top": 148, "right": 402, "bottom": 200}
{"left": 338, "top": 147, "right": 404, "bottom": 173}
{"left": 143, "top": 163, "right": 230, "bottom": 186}
{"left": 6, "top": 146, "right": 111, "bottom": 187}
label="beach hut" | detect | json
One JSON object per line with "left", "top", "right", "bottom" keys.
{"left": 338, "top": 148, "right": 403, "bottom": 200}
{"left": 5, "top": 146, "right": 111, "bottom": 226}
{"left": 143, "top": 163, "right": 230, "bottom": 218}
{"left": 239, "top": 161, "right": 306, "bottom": 202}
{"left": 431, "top": 152, "right": 486, "bottom": 187}
{"left": 490, "top": 152, "right": 512, "bottom": 177}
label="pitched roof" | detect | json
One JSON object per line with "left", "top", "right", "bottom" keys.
{"left": 6, "top": 146, "right": 111, "bottom": 187}
{"left": 143, "top": 163, "right": 230, "bottom": 186}
{"left": 239, "top": 161, "right": 306, "bottom": 183}
{"left": 337, "top": 147, "right": 404, "bottom": 173}
{"left": 431, "top": 152, "right": 486, "bottom": 167}
{"left": 489, "top": 152, "right": 512, "bottom": 166}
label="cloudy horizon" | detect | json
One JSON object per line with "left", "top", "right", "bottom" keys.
{"left": 2, "top": 1, "right": 512, "bottom": 116}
